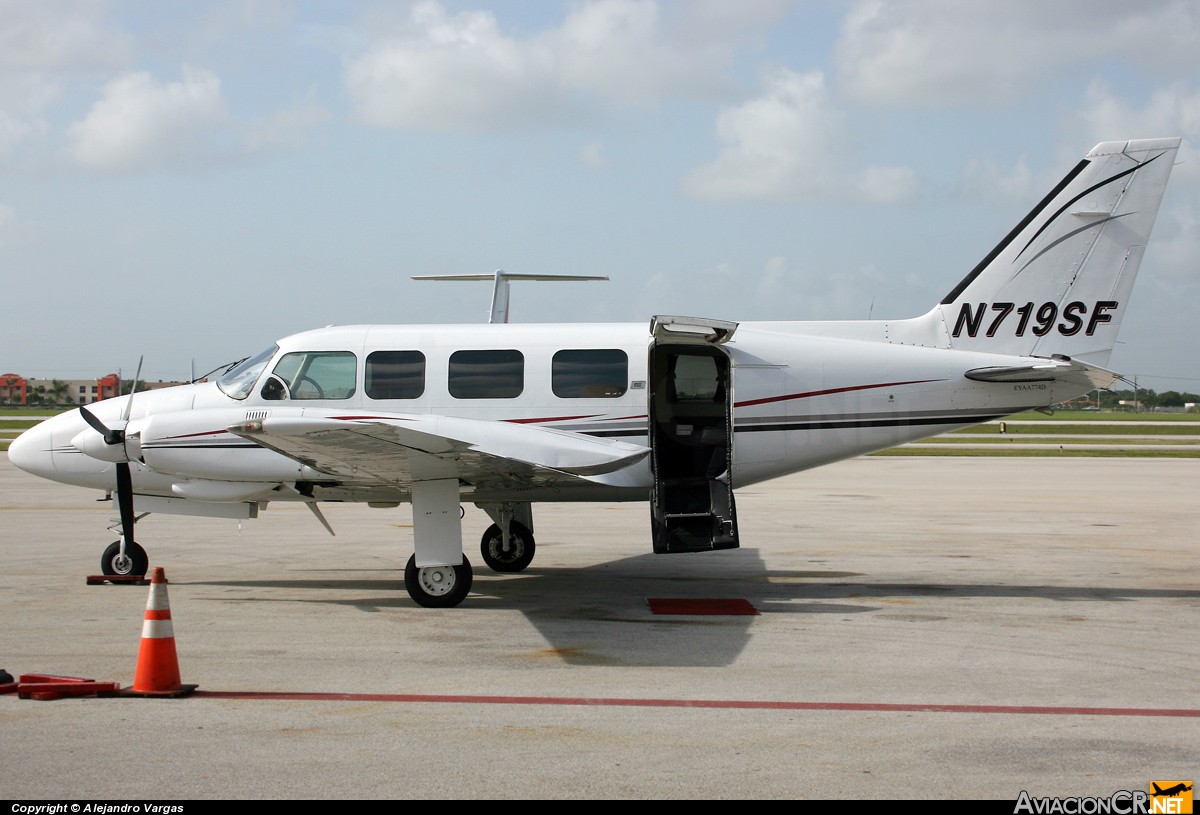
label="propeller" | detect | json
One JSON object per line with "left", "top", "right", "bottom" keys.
{"left": 73, "top": 357, "right": 143, "bottom": 462}
{"left": 79, "top": 403, "right": 125, "bottom": 446}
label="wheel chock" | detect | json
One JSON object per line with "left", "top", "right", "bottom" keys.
{"left": 87, "top": 574, "right": 150, "bottom": 586}
{"left": 19, "top": 673, "right": 95, "bottom": 683}
{"left": 13, "top": 674, "right": 121, "bottom": 701}
{"left": 18, "top": 681, "right": 120, "bottom": 700}
{"left": 120, "top": 566, "right": 197, "bottom": 698}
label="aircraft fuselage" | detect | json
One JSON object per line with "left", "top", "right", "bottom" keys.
{"left": 11, "top": 319, "right": 1080, "bottom": 508}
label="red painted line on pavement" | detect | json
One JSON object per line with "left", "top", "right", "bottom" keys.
{"left": 189, "top": 692, "right": 1200, "bottom": 717}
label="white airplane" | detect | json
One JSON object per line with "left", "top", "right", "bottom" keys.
{"left": 8, "top": 137, "right": 1181, "bottom": 608}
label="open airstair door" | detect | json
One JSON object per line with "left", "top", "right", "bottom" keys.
{"left": 648, "top": 316, "right": 740, "bottom": 554}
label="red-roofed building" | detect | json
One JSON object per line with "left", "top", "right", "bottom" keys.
{"left": 1, "top": 373, "right": 26, "bottom": 405}
{"left": 97, "top": 373, "right": 119, "bottom": 401}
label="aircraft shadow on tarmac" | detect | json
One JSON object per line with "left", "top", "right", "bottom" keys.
{"left": 181, "top": 549, "right": 1200, "bottom": 668}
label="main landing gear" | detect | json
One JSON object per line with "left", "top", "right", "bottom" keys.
{"left": 479, "top": 521, "right": 535, "bottom": 573}
{"left": 404, "top": 554, "right": 473, "bottom": 608}
{"left": 402, "top": 493, "right": 537, "bottom": 608}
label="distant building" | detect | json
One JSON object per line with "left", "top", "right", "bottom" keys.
{"left": 1, "top": 373, "right": 26, "bottom": 405}
{"left": 59, "top": 374, "right": 120, "bottom": 404}
{"left": 4, "top": 373, "right": 122, "bottom": 405}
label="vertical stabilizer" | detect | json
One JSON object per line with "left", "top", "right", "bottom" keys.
{"left": 931, "top": 138, "right": 1179, "bottom": 365}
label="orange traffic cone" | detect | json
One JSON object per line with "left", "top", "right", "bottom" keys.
{"left": 123, "top": 566, "right": 197, "bottom": 697}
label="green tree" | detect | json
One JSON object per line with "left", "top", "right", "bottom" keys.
{"left": 46, "top": 380, "right": 69, "bottom": 405}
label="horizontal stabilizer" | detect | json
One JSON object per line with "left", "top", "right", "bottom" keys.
{"left": 965, "top": 357, "right": 1122, "bottom": 390}
{"left": 413, "top": 269, "right": 608, "bottom": 323}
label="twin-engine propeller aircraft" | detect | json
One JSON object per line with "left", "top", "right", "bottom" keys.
{"left": 9, "top": 137, "right": 1182, "bottom": 608}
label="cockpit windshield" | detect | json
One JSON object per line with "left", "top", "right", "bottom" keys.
{"left": 216, "top": 345, "right": 278, "bottom": 400}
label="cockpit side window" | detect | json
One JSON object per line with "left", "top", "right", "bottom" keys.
{"left": 264, "top": 351, "right": 357, "bottom": 400}
{"left": 217, "top": 345, "right": 278, "bottom": 400}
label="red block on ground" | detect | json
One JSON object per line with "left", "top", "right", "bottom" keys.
{"left": 647, "top": 598, "right": 759, "bottom": 615}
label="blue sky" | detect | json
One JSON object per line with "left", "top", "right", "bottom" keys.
{"left": 2, "top": 0, "right": 1198, "bottom": 392}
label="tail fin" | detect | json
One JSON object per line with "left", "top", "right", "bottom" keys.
{"left": 932, "top": 138, "right": 1180, "bottom": 365}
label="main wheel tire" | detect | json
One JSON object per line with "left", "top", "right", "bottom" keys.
{"left": 479, "top": 521, "right": 535, "bottom": 573}
{"left": 101, "top": 540, "right": 149, "bottom": 576}
{"left": 404, "top": 554, "right": 473, "bottom": 608}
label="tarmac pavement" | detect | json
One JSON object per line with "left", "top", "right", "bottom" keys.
{"left": 1, "top": 454, "right": 1197, "bottom": 799}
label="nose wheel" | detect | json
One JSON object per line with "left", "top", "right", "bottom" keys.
{"left": 101, "top": 540, "right": 148, "bottom": 576}
{"left": 404, "top": 554, "right": 473, "bottom": 608}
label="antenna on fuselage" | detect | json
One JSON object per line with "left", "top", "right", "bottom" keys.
{"left": 413, "top": 269, "right": 608, "bottom": 323}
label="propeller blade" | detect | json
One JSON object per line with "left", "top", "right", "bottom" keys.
{"left": 121, "top": 356, "right": 144, "bottom": 423}
{"left": 79, "top": 404, "right": 123, "bottom": 446}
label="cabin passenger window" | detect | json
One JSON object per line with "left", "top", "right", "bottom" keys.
{"left": 366, "top": 351, "right": 426, "bottom": 399}
{"left": 266, "top": 351, "right": 357, "bottom": 400}
{"left": 448, "top": 350, "right": 524, "bottom": 399}
{"left": 552, "top": 349, "right": 628, "bottom": 398}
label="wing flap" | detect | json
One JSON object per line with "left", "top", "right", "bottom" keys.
{"left": 228, "top": 414, "right": 650, "bottom": 490}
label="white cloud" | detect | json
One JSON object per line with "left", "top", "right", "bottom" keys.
{"left": 67, "top": 66, "right": 232, "bottom": 171}
{"left": 1068, "top": 80, "right": 1200, "bottom": 179}
{"left": 547, "top": 0, "right": 730, "bottom": 104}
{"left": 0, "top": 2, "right": 128, "bottom": 166}
{"left": 344, "top": 3, "right": 568, "bottom": 130}
{"left": 681, "top": 68, "right": 917, "bottom": 204}
{"left": 342, "top": 0, "right": 758, "bottom": 131}
{"left": 1061, "top": 81, "right": 1200, "bottom": 369}
{"left": 0, "top": 0, "right": 132, "bottom": 71}
{"left": 835, "top": 0, "right": 1200, "bottom": 108}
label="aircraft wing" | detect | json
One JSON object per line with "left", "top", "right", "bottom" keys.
{"left": 964, "top": 356, "right": 1122, "bottom": 390}
{"left": 227, "top": 413, "right": 650, "bottom": 491}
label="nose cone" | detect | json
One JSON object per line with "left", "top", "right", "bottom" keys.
{"left": 9, "top": 409, "right": 111, "bottom": 484}
{"left": 7, "top": 420, "right": 55, "bottom": 478}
